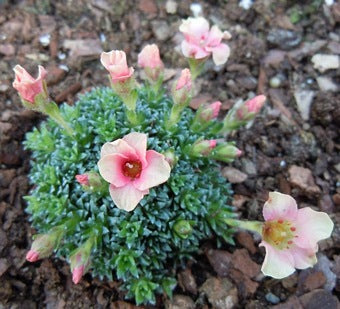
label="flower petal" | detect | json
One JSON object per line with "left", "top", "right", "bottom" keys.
{"left": 260, "top": 241, "right": 295, "bottom": 279}
{"left": 100, "top": 139, "right": 137, "bottom": 159}
{"left": 109, "top": 183, "right": 149, "bottom": 211}
{"left": 289, "top": 245, "right": 317, "bottom": 269}
{"left": 294, "top": 207, "right": 334, "bottom": 249}
{"left": 181, "top": 41, "right": 209, "bottom": 59}
{"left": 207, "top": 43, "right": 230, "bottom": 66}
{"left": 263, "top": 192, "right": 298, "bottom": 221}
{"left": 179, "top": 17, "right": 210, "bottom": 40}
{"left": 98, "top": 153, "right": 130, "bottom": 187}
{"left": 206, "top": 25, "right": 223, "bottom": 46}
{"left": 122, "top": 132, "right": 147, "bottom": 165}
{"left": 133, "top": 150, "right": 171, "bottom": 191}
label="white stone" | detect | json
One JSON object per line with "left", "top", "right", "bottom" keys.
{"left": 294, "top": 89, "right": 315, "bottom": 121}
{"left": 311, "top": 54, "right": 339, "bottom": 73}
{"left": 239, "top": 0, "right": 254, "bottom": 10}
{"left": 316, "top": 76, "right": 338, "bottom": 92}
{"left": 190, "top": 3, "right": 202, "bottom": 17}
{"left": 165, "top": 0, "right": 177, "bottom": 14}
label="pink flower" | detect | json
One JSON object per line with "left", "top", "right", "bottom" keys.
{"left": 260, "top": 192, "right": 334, "bottom": 279}
{"left": 98, "top": 132, "right": 171, "bottom": 211}
{"left": 138, "top": 44, "right": 163, "bottom": 70}
{"left": 12, "top": 65, "right": 47, "bottom": 103}
{"left": 175, "top": 68, "right": 192, "bottom": 91}
{"left": 76, "top": 174, "right": 89, "bottom": 186}
{"left": 100, "top": 50, "right": 134, "bottom": 83}
{"left": 236, "top": 95, "right": 266, "bottom": 121}
{"left": 179, "top": 17, "right": 231, "bottom": 66}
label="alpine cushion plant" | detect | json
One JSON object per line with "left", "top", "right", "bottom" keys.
{"left": 14, "top": 17, "right": 333, "bottom": 306}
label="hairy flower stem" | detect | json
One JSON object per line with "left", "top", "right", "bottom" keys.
{"left": 165, "top": 105, "right": 184, "bottom": 130}
{"left": 42, "top": 101, "right": 75, "bottom": 137}
{"left": 188, "top": 58, "right": 206, "bottom": 81}
{"left": 223, "top": 218, "right": 263, "bottom": 234}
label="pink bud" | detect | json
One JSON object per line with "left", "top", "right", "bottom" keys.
{"left": 209, "top": 140, "right": 217, "bottom": 148}
{"left": 100, "top": 50, "right": 134, "bottom": 83}
{"left": 72, "top": 265, "right": 85, "bottom": 284}
{"left": 26, "top": 250, "right": 40, "bottom": 262}
{"left": 236, "top": 149, "right": 242, "bottom": 157}
{"left": 138, "top": 44, "right": 163, "bottom": 69}
{"left": 12, "top": 65, "right": 47, "bottom": 103}
{"left": 175, "top": 68, "right": 192, "bottom": 91}
{"left": 76, "top": 174, "right": 89, "bottom": 186}
{"left": 244, "top": 95, "right": 266, "bottom": 113}
{"left": 199, "top": 101, "right": 222, "bottom": 122}
{"left": 191, "top": 139, "right": 217, "bottom": 156}
{"left": 236, "top": 95, "right": 266, "bottom": 121}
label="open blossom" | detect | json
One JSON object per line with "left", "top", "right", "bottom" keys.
{"left": 179, "top": 17, "right": 231, "bottom": 66}
{"left": 98, "top": 132, "right": 171, "bottom": 211}
{"left": 138, "top": 44, "right": 164, "bottom": 82}
{"left": 260, "top": 192, "right": 334, "bottom": 279}
{"left": 100, "top": 50, "right": 134, "bottom": 83}
{"left": 12, "top": 65, "right": 47, "bottom": 103}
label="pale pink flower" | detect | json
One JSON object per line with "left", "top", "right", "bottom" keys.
{"left": 175, "top": 68, "right": 192, "bottom": 91}
{"left": 12, "top": 65, "right": 47, "bottom": 103}
{"left": 260, "top": 192, "right": 334, "bottom": 279}
{"left": 179, "top": 17, "right": 231, "bottom": 66}
{"left": 236, "top": 95, "right": 266, "bottom": 121}
{"left": 100, "top": 50, "right": 134, "bottom": 83}
{"left": 76, "top": 174, "right": 89, "bottom": 186}
{"left": 138, "top": 44, "right": 163, "bottom": 69}
{"left": 98, "top": 132, "right": 171, "bottom": 211}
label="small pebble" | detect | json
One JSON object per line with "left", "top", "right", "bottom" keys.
{"left": 269, "top": 76, "right": 281, "bottom": 88}
{"left": 39, "top": 34, "right": 51, "bottom": 47}
{"left": 165, "top": 0, "right": 177, "bottom": 14}
{"left": 190, "top": 3, "right": 202, "bottom": 17}
{"left": 57, "top": 52, "right": 66, "bottom": 60}
{"left": 280, "top": 160, "right": 286, "bottom": 168}
{"left": 58, "top": 64, "right": 69, "bottom": 72}
{"left": 265, "top": 292, "right": 280, "bottom": 304}
{"left": 99, "top": 33, "right": 106, "bottom": 43}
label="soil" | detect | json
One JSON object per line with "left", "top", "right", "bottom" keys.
{"left": 0, "top": 0, "right": 339, "bottom": 308}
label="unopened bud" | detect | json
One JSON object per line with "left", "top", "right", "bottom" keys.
{"left": 173, "top": 220, "right": 193, "bottom": 239}
{"left": 75, "top": 172, "right": 105, "bottom": 192}
{"left": 198, "top": 101, "right": 221, "bottom": 122}
{"left": 172, "top": 69, "right": 192, "bottom": 106}
{"left": 211, "top": 143, "right": 242, "bottom": 163}
{"left": 190, "top": 139, "right": 217, "bottom": 157}
{"left": 163, "top": 149, "right": 178, "bottom": 168}
{"left": 70, "top": 237, "right": 94, "bottom": 285}
{"left": 26, "top": 227, "right": 64, "bottom": 262}
{"left": 235, "top": 95, "right": 266, "bottom": 122}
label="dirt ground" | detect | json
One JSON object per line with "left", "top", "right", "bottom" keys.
{"left": 0, "top": 0, "right": 339, "bottom": 308}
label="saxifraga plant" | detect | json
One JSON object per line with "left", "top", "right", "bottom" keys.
{"left": 13, "top": 16, "right": 333, "bottom": 306}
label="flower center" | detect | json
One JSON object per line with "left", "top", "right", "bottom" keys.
{"left": 262, "top": 220, "right": 296, "bottom": 250}
{"left": 122, "top": 160, "right": 142, "bottom": 179}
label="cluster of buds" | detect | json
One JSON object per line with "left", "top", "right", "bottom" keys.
{"left": 188, "top": 139, "right": 242, "bottom": 163}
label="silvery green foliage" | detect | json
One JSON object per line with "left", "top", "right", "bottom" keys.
{"left": 25, "top": 87, "right": 234, "bottom": 305}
